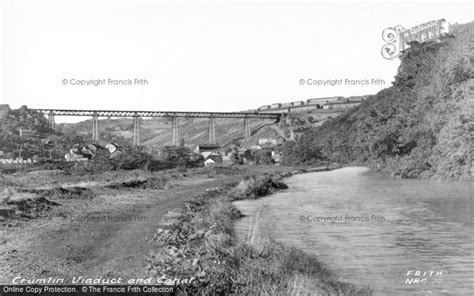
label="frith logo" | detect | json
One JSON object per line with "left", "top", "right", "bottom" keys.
{"left": 381, "top": 19, "right": 449, "bottom": 59}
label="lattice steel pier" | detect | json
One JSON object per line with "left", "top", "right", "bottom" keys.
{"left": 32, "top": 108, "right": 282, "bottom": 146}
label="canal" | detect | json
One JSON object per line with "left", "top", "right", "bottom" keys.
{"left": 234, "top": 167, "right": 473, "bottom": 295}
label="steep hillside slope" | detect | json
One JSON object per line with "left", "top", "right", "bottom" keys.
{"left": 285, "top": 22, "right": 473, "bottom": 180}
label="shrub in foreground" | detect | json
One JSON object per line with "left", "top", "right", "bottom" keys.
{"left": 148, "top": 174, "right": 372, "bottom": 295}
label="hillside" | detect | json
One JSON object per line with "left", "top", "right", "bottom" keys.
{"left": 59, "top": 117, "right": 280, "bottom": 148}
{"left": 0, "top": 106, "right": 59, "bottom": 159}
{"left": 58, "top": 109, "right": 347, "bottom": 149}
{"left": 285, "top": 22, "right": 473, "bottom": 180}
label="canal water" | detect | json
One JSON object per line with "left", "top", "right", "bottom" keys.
{"left": 233, "top": 167, "right": 473, "bottom": 295}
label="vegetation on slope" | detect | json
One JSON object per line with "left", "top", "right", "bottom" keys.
{"left": 148, "top": 173, "right": 372, "bottom": 295}
{"left": 0, "top": 105, "right": 92, "bottom": 159}
{"left": 284, "top": 23, "right": 473, "bottom": 180}
{"left": 0, "top": 106, "right": 56, "bottom": 158}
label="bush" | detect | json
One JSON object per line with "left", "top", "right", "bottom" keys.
{"left": 70, "top": 146, "right": 204, "bottom": 173}
{"left": 112, "top": 150, "right": 153, "bottom": 170}
{"left": 229, "top": 174, "right": 288, "bottom": 200}
{"left": 161, "top": 146, "right": 204, "bottom": 168}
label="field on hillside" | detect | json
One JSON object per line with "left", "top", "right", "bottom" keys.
{"left": 58, "top": 109, "right": 347, "bottom": 148}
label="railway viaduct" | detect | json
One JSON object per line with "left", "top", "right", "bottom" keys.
{"left": 31, "top": 109, "right": 283, "bottom": 146}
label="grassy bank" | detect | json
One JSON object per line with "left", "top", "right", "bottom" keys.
{"left": 147, "top": 171, "right": 372, "bottom": 295}
{"left": 283, "top": 23, "right": 473, "bottom": 181}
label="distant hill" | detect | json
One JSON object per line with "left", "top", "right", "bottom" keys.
{"left": 58, "top": 108, "right": 348, "bottom": 149}
{"left": 59, "top": 116, "right": 280, "bottom": 148}
{"left": 0, "top": 98, "right": 352, "bottom": 160}
{"left": 285, "top": 22, "right": 473, "bottom": 180}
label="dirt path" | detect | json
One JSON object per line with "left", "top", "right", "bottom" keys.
{"left": 0, "top": 175, "right": 241, "bottom": 284}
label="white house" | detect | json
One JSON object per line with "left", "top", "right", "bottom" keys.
{"left": 204, "top": 158, "right": 216, "bottom": 167}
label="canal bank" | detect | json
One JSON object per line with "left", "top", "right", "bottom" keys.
{"left": 147, "top": 165, "right": 373, "bottom": 295}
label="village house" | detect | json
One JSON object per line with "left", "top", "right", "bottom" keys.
{"left": 194, "top": 143, "right": 221, "bottom": 154}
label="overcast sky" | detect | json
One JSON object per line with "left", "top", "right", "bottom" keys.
{"left": 1, "top": 0, "right": 472, "bottom": 122}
